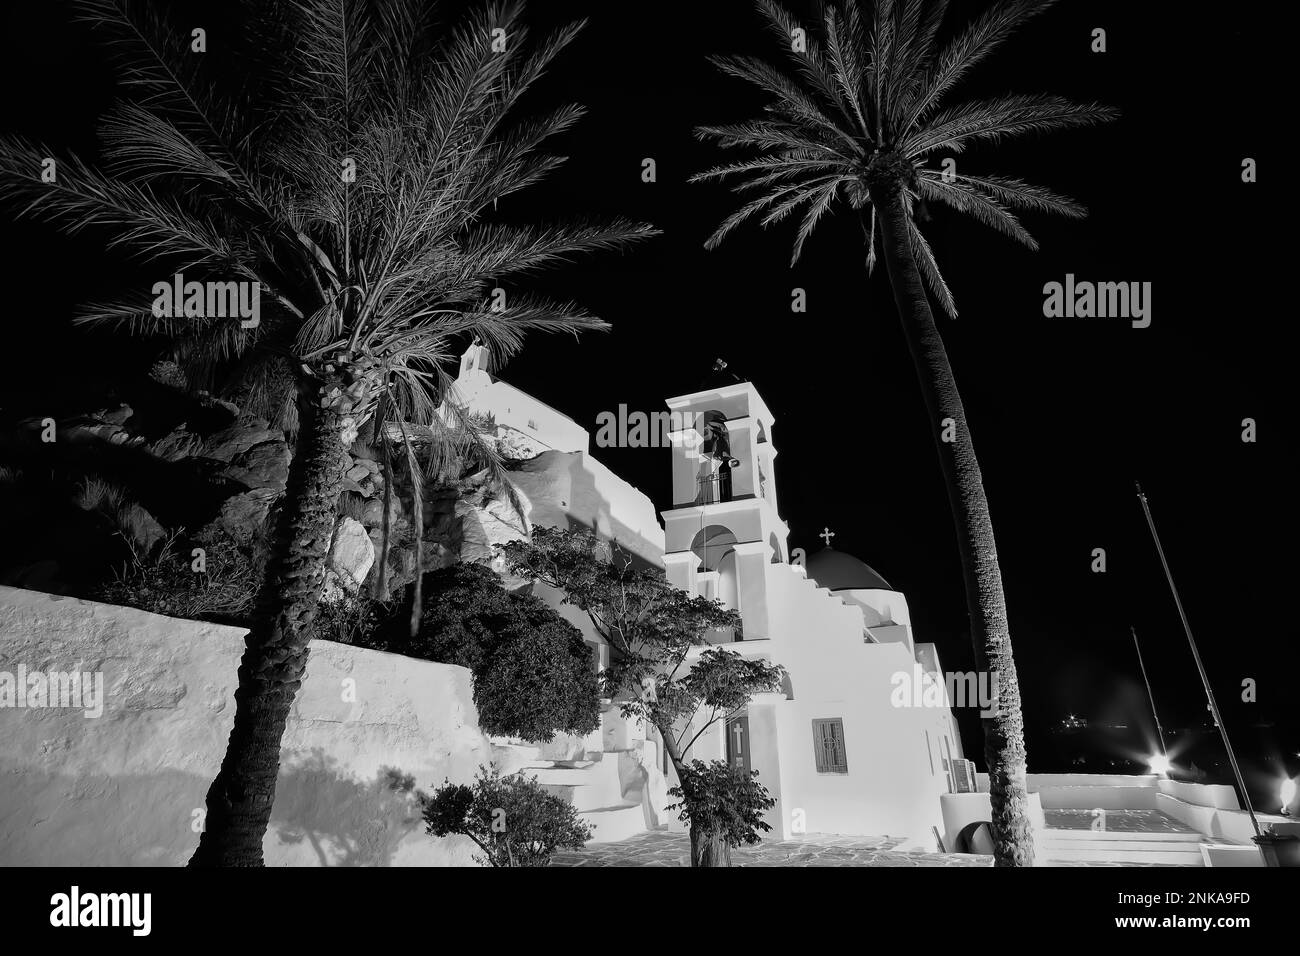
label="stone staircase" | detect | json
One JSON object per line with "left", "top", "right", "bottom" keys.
{"left": 524, "top": 752, "right": 649, "bottom": 843}
{"left": 1038, "top": 828, "right": 1205, "bottom": 866}
{"left": 492, "top": 705, "right": 670, "bottom": 845}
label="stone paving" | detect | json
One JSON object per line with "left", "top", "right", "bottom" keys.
{"left": 549, "top": 830, "right": 993, "bottom": 867}
{"left": 549, "top": 815, "right": 1203, "bottom": 867}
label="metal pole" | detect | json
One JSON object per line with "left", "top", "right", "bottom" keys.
{"left": 1135, "top": 483, "right": 1261, "bottom": 837}
{"left": 1131, "top": 626, "right": 1168, "bottom": 758}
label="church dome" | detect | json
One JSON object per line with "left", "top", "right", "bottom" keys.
{"left": 805, "top": 547, "right": 893, "bottom": 592}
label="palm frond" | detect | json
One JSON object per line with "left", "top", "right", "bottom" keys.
{"left": 917, "top": 175, "right": 1036, "bottom": 248}
{"left": 899, "top": 0, "right": 1059, "bottom": 135}
{"left": 1, "top": 0, "right": 651, "bottom": 439}
{"left": 0, "top": 138, "right": 252, "bottom": 272}
{"left": 905, "top": 94, "right": 1119, "bottom": 155}
{"left": 459, "top": 220, "right": 660, "bottom": 278}
{"left": 906, "top": 210, "right": 958, "bottom": 318}
{"left": 753, "top": 0, "right": 850, "bottom": 116}
{"left": 864, "top": 206, "right": 878, "bottom": 274}
{"left": 75, "top": 0, "right": 269, "bottom": 208}
{"left": 790, "top": 179, "right": 842, "bottom": 264}
{"left": 824, "top": 4, "right": 872, "bottom": 139}
{"left": 689, "top": 154, "right": 847, "bottom": 185}
{"left": 99, "top": 102, "right": 237, "bottom": 188}
{"left": 702, "top": 174, "right": 845, "bottom": 249}
{"left": 950, "top": 172, "right": 1086, "bottom": 219}
{"left": 707, "top": 54, "right": 865, "bottom": 155}
{"left": 695, "top": 120, "right": 848, "bottom": 156}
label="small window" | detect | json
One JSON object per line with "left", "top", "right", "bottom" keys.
{"left": 812, "top": 718, "right": 848, "bottom": 773}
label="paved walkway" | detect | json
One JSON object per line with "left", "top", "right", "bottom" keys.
{"left": 549, "top": 819, "right": 1201, "bottom": 867}
{"left": 549, "top": 831, "right": 992, "bottom": 867}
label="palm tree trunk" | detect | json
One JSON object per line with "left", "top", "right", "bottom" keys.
{"left": 189, "top": 383, "right": 349, "bottom": 866}
{"left": 871, "top": 183, "right": 1035, "bottom": 867}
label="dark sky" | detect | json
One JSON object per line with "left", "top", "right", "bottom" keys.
{"left": 0, "top": 1, "right": 1292, "bottom": 794}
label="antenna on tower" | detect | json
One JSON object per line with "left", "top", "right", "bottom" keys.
{"left": 697, "top": 358, "right": 741, "bottom": 391}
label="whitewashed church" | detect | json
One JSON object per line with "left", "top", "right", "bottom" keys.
{"left": 444, "top": 345, "right": 968, "bottom": 846}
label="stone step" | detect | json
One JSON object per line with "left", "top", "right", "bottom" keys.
{"left": 1040, "top": 838, "right": 1203, "bottom": 854}
{"left": 579, "top": 803, "right": 647, "bottom": 844}
{"left": 1041, "top": 842, "right": 1204, "bottom": 865}
{"left": 1043, "top": 828, "right": 1202, "bottom": 843}
{"left": 526, "top": 760, "right": 627, "bottom": 812}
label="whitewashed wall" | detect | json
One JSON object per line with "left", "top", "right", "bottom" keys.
{"left": 0, "top": 586, "right": 493, "bottom": 866}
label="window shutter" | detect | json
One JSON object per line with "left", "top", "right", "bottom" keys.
{"left": 812, "top": 719, "right": 848, "bottom": 773}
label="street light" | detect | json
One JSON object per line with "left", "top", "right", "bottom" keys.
{"left": 1147, "top": 753, "right": 1172, "bottom": 776}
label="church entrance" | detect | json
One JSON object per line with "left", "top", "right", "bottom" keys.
{"left": 726, "top": 715, "right": 751, "bottom": 774}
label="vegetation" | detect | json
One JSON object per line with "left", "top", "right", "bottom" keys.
{"left": 95, "top": 532, "right": 258, "bottom": 622}
{"left": 500, "top": 527, "right": 784, "bottom": 866}
{"left": 667, "top": 760, "right": 776, "bottom": 867}
{"left": 0, "top": 0, "right": 653, "bottom": 865}
{"left": 374, "top": 562, "right": 600, "bottom": 742}
{"left": 311, "top": 590, "right": 395, "bottom": 646}
{"left": 421, "top": 765, "right": 593, "bottom": 867}
{"left": 694, "top": 0, "right": 1117, "bottom": 866}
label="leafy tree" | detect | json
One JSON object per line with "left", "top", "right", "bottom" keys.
{"left": 378, "top": 561, "right": 600, "bottom": 742}
{"left": 668, "top": 760, "right": 776, "bottom": 867}
{"left": 0, "top": 0, "right": 653, "bottom": 865}
{"left": 693, "top": 0, "right": 1117, "bottom": 866}
{"left": 500, "top": 527, "right": 784, "bottom": 866}
{"left": 423, "top": 765, "right": 593, "bottom": 867}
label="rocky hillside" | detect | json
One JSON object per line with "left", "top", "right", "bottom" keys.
{"left": 0, "top": 369, "right": 532, "bottom": 621}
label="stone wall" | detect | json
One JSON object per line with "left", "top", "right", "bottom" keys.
{"left": 0, "top": 586, "right": 493, "bottom": 866}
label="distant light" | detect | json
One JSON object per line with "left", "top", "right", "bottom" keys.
{"left": 1148, "top": 754, "right": 1172, "bottom": 776}
{"left": 1282, "top": 777, "right": 1298, "bottom": 815}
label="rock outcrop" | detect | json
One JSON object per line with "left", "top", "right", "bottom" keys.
{"left": 3, "top": 382, "right": 548, "bottom": 608}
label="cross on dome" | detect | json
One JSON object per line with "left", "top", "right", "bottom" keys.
{"left": 819, "top": 527, "right": 835, "bottom": 547}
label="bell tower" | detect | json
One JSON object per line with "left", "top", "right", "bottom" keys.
{"left": 660, "top": 381, "right": 790, "bottom": 638}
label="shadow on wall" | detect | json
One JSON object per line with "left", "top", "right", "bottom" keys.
{"left": 0, "top": 755, "right": 470, "bottom": 867}
{"left": 272, "top": 751, "right": 428, "bottom": 867}
{"left": 560, "top": 453, "right": 662, "bottom": 573}
{"left": 0, "top": 586, "right": 490, "bottom": 866}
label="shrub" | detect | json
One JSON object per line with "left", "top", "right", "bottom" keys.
{"left": 74, "top": 477, "right": 164, "bottom": 554}
{"left": 379, "top": 562, "right": 600, "bottom": 742}
{"left": 95, "top": 532, "right": 257, "bottom": 622}
{"left": 667, "top": 760, "right": 775, "bottom": 850}
{"left": 423, "top": 765, "right": 592, "bottom": 867}
{"left": 313, "top": 591, "right": 394, "bottom": 645}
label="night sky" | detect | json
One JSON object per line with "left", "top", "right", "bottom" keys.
{"left": 0, "top": 1, "right": 1292, "bottom": 804}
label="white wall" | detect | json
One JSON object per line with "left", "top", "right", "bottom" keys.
{"left": 0, "top": 586, "right": 493, "bottom": 866}
{"left": 940, "top": 791, "right": 1046, "bottom": 855}
{"left": 753, "top": 564, "right": 957, "bottom": 841}
{"left": 451, "top": 372, "right": 590, "bottom": 455}
{"left": 510, "top": 450, "right": 664, "bottom": 570}
{"left": 980, "top": 772, "right": 1298, "bottom": 850}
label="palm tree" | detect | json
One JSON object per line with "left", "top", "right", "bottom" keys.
{"left": 0, "top": 0, "right": 654, "bottom": 865}
{"left": 694, "top": 0, "right": 1116, "bottom": 866}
